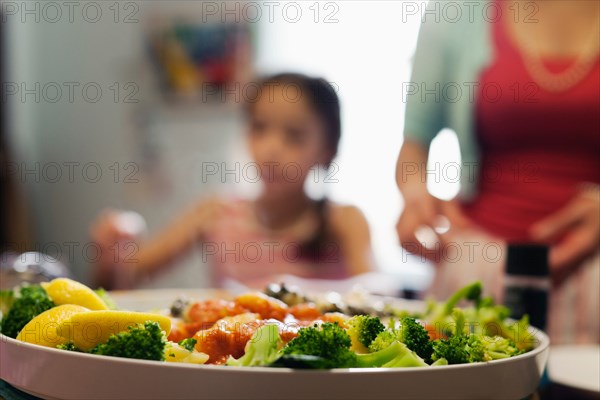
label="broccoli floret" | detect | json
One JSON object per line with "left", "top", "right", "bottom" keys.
{"left": 497, "top": 315, "right": 536, "bottom": 351}
{"left": 280, "top": 322, "right": 357, "bottom": 369}
{"left": 396, "top": 317, "right": 433, "bottom": 362}
{"left": 57, "top": 342, "right": 81, "bottom": 352}
{"left": 462, "top": 295, "right": 534, "bottom": 351}
{"left": 443, "top": 281, "right": 482, "bottom": 315}
{"left": 368, "top": 317, "right": 433, "bottom": 363}
{"left": 369, "top": 330, "right": 396, "bottom": 353}
{"left": 227, "top": 324, "right": 282, "bottom": 367}
{"left": 446, "top": 289, "right": 533, "bottom": 352}
{"left": 269, "top": 354, "right": 330, "bottom": 369}
{"left": 431, "top": 308, "right": 521, "bottom": 364}
{"left": 0, "top": 289, "right": 14, "bottom": 320}
{"left": 425, "top": 282, "right": 483, "bottom": 338}
{"left": 481, "top": 336, "right": 522, "bottom": 360}
{"left": 465, "top": 302, "right": 510, "bottom": 337}
{"left": 91, "top": 321, "right": 166, "bottom": 361}
{"left": 347, "top": 315, "right": 385, "bottom": 353}
{"left": 0, "top": 285, "right": 55, "bottom": 338}
{"left": 431, "top": 308, "right": 485, "bottom": 364}
{"left": 432, "top": 334, "right": 486, "bottom": 364}
{"left": 356, "top": 341, "right": 428, "bottom": 368}
{"left": 94, "top": 288, "right": 117, "bottom": 310}
{"left": 178, "top": 337, "right": 197, "bottom": 352}
{"left": 432, "top": 332, "right": 523, "bottom": 364}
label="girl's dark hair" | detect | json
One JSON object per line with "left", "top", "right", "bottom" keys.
{"left": 248, "top": 73, "right": 341, "bottom": 260}
{"left": 250, "top": 73, "right": 341, "bottom": 165}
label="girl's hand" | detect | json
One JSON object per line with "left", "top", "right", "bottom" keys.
{"left": 530, "top": 185, "right": 600, "bottom": 286}
{"left": 89, "top": 210, "right": 146, "bottom": 289}
{"left": 396, "top": 191, "right": 472, "bottom": 263}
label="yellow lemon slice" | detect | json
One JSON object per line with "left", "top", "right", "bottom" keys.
{"left": 61, "top": 310, "right": 171, "bottom": 351}
{"left": 16, "top": 304, "right": 89, "bottom": 347}
{"left": 41, "top": 278, "right": 108, "bottom": 311}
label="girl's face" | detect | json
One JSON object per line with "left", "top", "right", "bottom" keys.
{"left": 247, "top": 85, "right": 332, "bottom": 197}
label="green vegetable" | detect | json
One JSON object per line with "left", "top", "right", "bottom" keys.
{"left": 431, "top": 358, "right": 448, "bottom": 366}
{"left": 356, "top": 341, "right": 428, "bottom": 368}
{"left": 347, "top": 315, "right": 385, "bottom": 352}
{"left": 431, "top": 308, "right": 483, "bottom": 364}
{"left": 227, "top": 324, "right": 282, "bottom": 367}
{"left": 465, "top": 303, "right": 510, "bottom": 337}
{"left": 481, "top": 335, "right": 521, "bottom": 360}
{"left": 432, "top": 332, "right": 522, "bottom": 364}
{"left": 91, "top": 321, "right": 166, "bottom": 361}
{"left": 281, "top": 322, "right": 357, "bottom": 369}
{"left": 425, "top": 281, "right": 486, "bottom": 338}
{"left": 0, "top": 285, "right": 55, "bottom": 338}
{"left": 0, "top": 289, "right": 15, "bottom": 320}
{"left": 178, "top": 338, "right": 197, "bottom": 352}
{"left": 431, "top": 309, "right": 522, "bottom": 364}
{"left": 443, "top": 281, "right": 483, "bottom": 315}
{"left": 94, "top": 288, "right": 117, "bottom": 310}
{"left": 269, "top": 354, "right": 329, "bottom": 369}
{"left": 57, "top": 342, "right": 81, "bottom": 352}
{"left": 369, "top": 317, "right": 433, "bottom": 363}
{"left": 432, "top": 333, "right": 486, "bottom": 364}
{"left": 496, "top": 315, "right": 535, "bottom": 352}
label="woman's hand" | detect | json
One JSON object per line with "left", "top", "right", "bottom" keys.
{"left": 395, "top": 140, "right": 472, "bottom": 263}
{"left": 396, "top": 191, "right": 472, "bottom": 263}
{"left": 530, "top": 186, "right": 600, "bottom": 286}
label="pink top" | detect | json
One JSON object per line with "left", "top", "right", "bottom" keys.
{"left": 203, "top": 199, "right": 349, "bottom": 288}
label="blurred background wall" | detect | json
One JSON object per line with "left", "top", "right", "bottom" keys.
{"left": 2, "top": 0, "right": 459, "bottom": 289}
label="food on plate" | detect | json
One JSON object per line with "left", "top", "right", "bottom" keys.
{"left": 63, "top": 310, "right": 172, "bottom": 351}
{"left": 165, "top": 338, "right": 209, "bottom": 364}
{"left": 225, "top": 324, "right": 282, "bottom": 367}
{"left": 0, "top": 278, "right": 538, "bottom": 369}
{"left": 347, "top": 315, "right": 385, "bottom": 353}
{"left": 41, "top": 278, "right": 109, "bottom": 311}
{"left": 368, "top": 316, "right": 433, "bottom": 363}
{"left": 430, "top": 309, "right": 521, "bottom": 364}
{"left": 1, "top": 285, "right": 55, "bottom": 338}
{"left": 88, "top": 321, "right": 166, "bottom": 361}
{"left": 16, "top": 304, "right": 89, "bottom": 347}
{"left": 420, "top": 281, "right": 535, "bottom": 351}
{"left": 276, "top": 322, "right": 357, "bottom": 369}
{"left": 1, "top": 278, "right": 207, "bottom": 363}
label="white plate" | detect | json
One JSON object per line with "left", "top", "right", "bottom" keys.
{"left": 548, "top": 345, "right": 600, "bottom": 393}
{"left": 0, "top": 290, "right": 550, "bottom": 400}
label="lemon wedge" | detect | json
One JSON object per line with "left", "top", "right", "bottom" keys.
{"left": 60, "top": 310, "right": 171, "bottom": 351}
{"left": 16, "top": 304, "right": 89, "bottom": 347}
{"left": 41, "top": 278, "right": 108, "bottom": 311}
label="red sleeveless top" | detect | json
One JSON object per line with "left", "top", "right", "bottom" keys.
{"left": 463, "top": 9, "right": 600, "bottom": 242}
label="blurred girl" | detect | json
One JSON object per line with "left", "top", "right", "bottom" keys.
{"left": 92, "top": 73, "right": 374, "bottom": 290}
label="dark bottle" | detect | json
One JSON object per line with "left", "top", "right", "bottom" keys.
{"left": 503, "top": 244, "right": 550, "bottom": 330}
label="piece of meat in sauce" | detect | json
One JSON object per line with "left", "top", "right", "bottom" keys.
{"left": 233, "top": 292, "right": 289, "bottom": 321}
{"left": 194, "top": 313, "right": 301, "bottom": 364}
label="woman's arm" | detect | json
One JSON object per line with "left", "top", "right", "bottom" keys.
{"left": 328, "top": 204, "right": 375, "bottom": 276}
{"left": 396, "top": 139, "right": 472, "bottom": 262}
{"left": 395, "top": 140, "right": 437, "bottom": 250}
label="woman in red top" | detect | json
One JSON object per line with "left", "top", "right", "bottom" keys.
{"left": 397, "top": 0, "right": 599, "bottom": 343}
